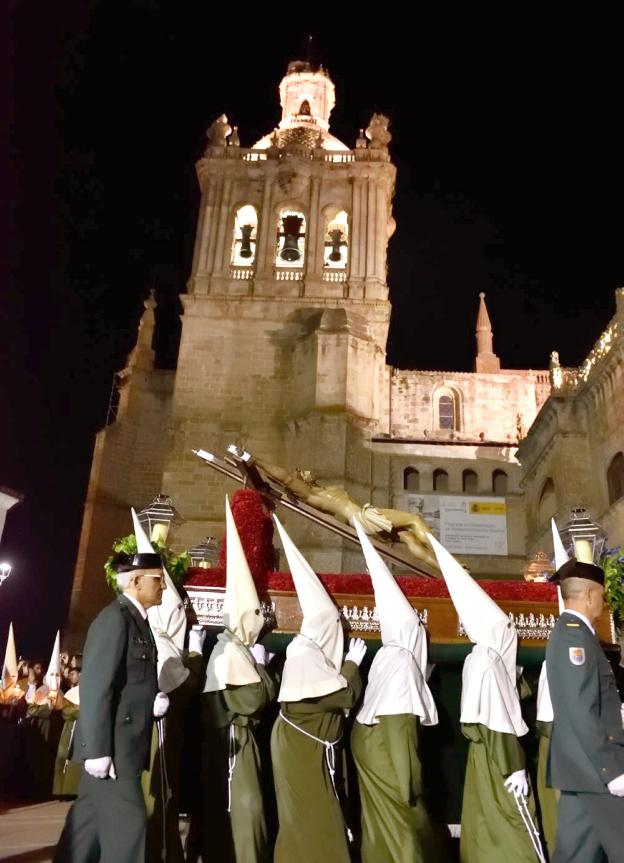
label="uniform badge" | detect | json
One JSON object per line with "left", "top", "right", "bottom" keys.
{"left": 569, "top": 647, "right": 585, "bottom": 666}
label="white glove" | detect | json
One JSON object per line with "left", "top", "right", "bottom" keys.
{"left": 345, "top": 637, "right": 367, "bottom": 667}
{"left": 249, "top": 643, "right": 268, "bottom": 665}
{"left": 188, "top": 625, "right": 206, "bottom": 655}
{"left": 85, "top": 756, "right": 114, "bottom": 780}
{"left": 153, "top": 692, "right": 170, "bottom": 718}
{"left": 504, "top": 769, "right": 529, "bottom": 797}
{"left": 607, "top": 773, "right": 624, "bottom": 797}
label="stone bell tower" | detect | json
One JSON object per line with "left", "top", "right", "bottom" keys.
{"left": 163, "top": 60, "right": 396, "bottom": 569}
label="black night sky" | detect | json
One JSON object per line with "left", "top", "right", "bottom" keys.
{"left": 3, "top": 4, "right": 623, "bottom": 657}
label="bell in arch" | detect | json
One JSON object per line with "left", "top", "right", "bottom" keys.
{"left": 239, "top": 224, "right": 254, "bottom": 258}
{"left": 327, "top": 228, "right": 344, "bottom": 262}
{"left": 279, "top": 214, "right": 303, "bottom": 262}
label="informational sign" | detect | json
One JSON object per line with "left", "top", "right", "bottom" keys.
{"left": 406, "top": 494, "right": 508, "bottom": 556}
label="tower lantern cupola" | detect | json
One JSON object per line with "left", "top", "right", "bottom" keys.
{"left": 253, "top": 61, "right": 347, "bottom": 151}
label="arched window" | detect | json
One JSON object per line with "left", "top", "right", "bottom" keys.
{"left": 438, "top": 396, "right": 454, "bottom": 429}
{"left": 462, "top": 469, "right": 478, "bottom": 494}
{"left": 433, "top": 469, "right": 449, "bottom": 492}
{"left": 607, "top": 452, "right": 624, "bottom": 504}
{"left": 275, "top": 209, "right": 306, "bottom": 269}
{"left": 404, "top": 468, "right": 420, "bottom": 491}
{"left": 231, "top": 204, "right": 258, "bottom": 267}
{"left": 493, "top": 469, "right": 508, "bottom": 495}
{"left": 538, "top": 478, "right": 556, "bottom": 525}
{"left": 435, "top": 388, "right": 461, "bottom": 431}
{"left": 324, "top": 210, "right": 349, "bottom": 270}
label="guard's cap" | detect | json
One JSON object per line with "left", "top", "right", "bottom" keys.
{"left": 552, "top": 557, "right": 604, "bottom": 587}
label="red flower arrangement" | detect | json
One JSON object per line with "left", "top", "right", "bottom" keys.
{"left": 217, "top": 488, "right": 275, "bottom": 588}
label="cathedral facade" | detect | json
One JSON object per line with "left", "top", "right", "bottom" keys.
{"left": 67, "top": 62, "right": 552, "bottom": 640}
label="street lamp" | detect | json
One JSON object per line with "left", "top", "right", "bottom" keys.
{"left": 0, "top": 562, "right": 12, "bottom": 586}
{"left": 560, "top": 506, "right": 607, "bottom": 563}
{"left": 188, "top": 536, "right": 219, "bottom": 569}
{"left": 137, "top": 494, "right": 183, "bottom": 545}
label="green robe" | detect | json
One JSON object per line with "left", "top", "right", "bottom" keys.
{"left": 460, "top": 724, "right": 539, "bottom": 863}
{"left": 535, "top": 719, "right": 558, "bottom": 859}
{"left": 271, "top": 660, "right": 362, "bottom": 863}
{"left": 201, "top": 662, "right": 279, "bottom": 863}
{"left": 143, "top": 652, "right": 203, "bottom": 863}
{"left": 53, "top": 703, "right": 82, "bottom": 796}
{"left": 351, "top": 714, "right": 443, "bottom": 863}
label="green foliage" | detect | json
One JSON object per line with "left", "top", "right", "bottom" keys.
{"left": 601, "top": 548, "right": 624, "bottom": 624}
{"left": 104, "top": 534, "right": 190, "bottom": 593}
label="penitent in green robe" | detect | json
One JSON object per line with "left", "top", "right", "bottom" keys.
{"left": 460, "top": 724, "right": 539, "bottom": 863}
{"left": 53, "top": 703, "right": 82, "bottom": 796}
{"left": 271, "top": 660, "right": 362, "bottom": 863}
{"left": 535, "top": 719, "right": 558, "bottom": 859}
{"left": 201, "top": 663, "right": 279, "bottom": 863}
{"left": 143, "top": 653, "right": 203, "bottom": 863}
{"left": 351, "top": 713, "right": 444, "bottom": 863}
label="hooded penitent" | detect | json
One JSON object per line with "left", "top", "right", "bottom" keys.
{"left": 45, "top": 630, "right": 62, "bottom": 692}
{"left": 130, "top": 508, "right": 189, "bottom": 693}
{"left": 536, "top": 519, "right": 569, "bottom": 722}
{"left": 203, "top": 497, "right": 265, "bottom": 692}
{"left": 2, "top": 622, "right": 18, "bottom": 690}
{"left": 354, "top": 519, "right": 437, "bottom": 726}
{"left": 428, "top": 533, "right": 527, "bottom": 736}
{"left": 274, "top": 515, "right": 346, "bottom": 702}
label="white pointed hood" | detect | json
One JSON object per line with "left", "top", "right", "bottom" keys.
{"left": 537, "top": 520, "right": 569, "bottom": 721}
{"left": 354, "top": 519, "right": 437, "bottom": 726}
{"left": 204, "top": 497, "right": 264, "bottom": 692}
{"left": 2, "top": 622, "right": 18, "bottom": 689}
{"left": 132, "top": 508, "right": 189, "bottom": 693}
{"left": 551, "top": 518, "right": 568, "bottom": 614}
{"left": 45, "top": 630, "right": 62, "bottom": 692}
{"left": 428, "top": 533, "right": 527, "bottom": 736}
{"left": 274, "top": 515, "right": 347, "bottom": 702}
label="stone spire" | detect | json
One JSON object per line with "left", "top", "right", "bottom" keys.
{"left": 474, "top": 292, "right": 501, "bottom": 373}
{"left": 127, "top": 289, "right": 156, "bottom": 371}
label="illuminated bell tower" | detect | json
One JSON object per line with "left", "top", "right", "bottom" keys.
{"left": 164, "top": 60, "right": 397, "bottom": 569}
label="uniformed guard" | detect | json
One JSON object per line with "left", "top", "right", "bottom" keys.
{"left": 54, "top": 513, "right": 170, "bottom": 863}
{"left": 534, "top": 519, "right": 568, "bottom": 857}
{"left": 546, "top": 557, "right": 624, "bottom": 862}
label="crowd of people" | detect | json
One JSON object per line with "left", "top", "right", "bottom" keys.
{"left": 0, "top": 646, "right": 83, "bottom": 798}
{"left": 2, "top": 506, "right": 623, "bottom": 863}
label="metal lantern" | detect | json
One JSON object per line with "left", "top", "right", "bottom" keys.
{"left": 559, "top": 506, "right": 607, "bottom": 564}
{"left": 0, "top": 562, "right": 12, "bottom": 586}
{"left": 137, "top": 494, "right": 183, "bottom": 546}
{"left": 188, "top": 536, "right": 219, "bottom": 569}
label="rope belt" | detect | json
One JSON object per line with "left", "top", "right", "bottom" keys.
{"left": 278, "top": 711, "right": 342, "bottom": 800}
{"left": 227, "top": 723, "right": 237, "bottom": 813}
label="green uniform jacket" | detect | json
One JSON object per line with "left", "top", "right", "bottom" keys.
{"left": 201, "top": 662, "right": 279, "bottom": 863}
{"left": 53, "top": 703, "right": 82, "bottom": 796}
{"left": 72, "top": 595, "right": 158, "bottom": 777}
{"left": 271, "top": 660, "right": 362, "bottom": 863}
{"left": 546, "top": 611, "right": 624, "bottom": 792}
{"left": 460, "top": 724, "right": 538, "bottom": 863}
{"left": 351, "top": 713, "right": 443, "bottom": 863}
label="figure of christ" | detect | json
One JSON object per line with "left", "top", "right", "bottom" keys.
{"left": 253, "top": 459, "right": 439, "bottom": 571}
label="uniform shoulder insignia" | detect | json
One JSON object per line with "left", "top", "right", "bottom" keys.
{"left": 569, "top": 647, "right": 585, "bottom": 666}
{"left": 565, "top": 622, "right": 581, "bottom": 627}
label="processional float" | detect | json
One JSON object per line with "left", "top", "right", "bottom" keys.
{"left": 184, "top": 446, "right": 615, "bottom": 648}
